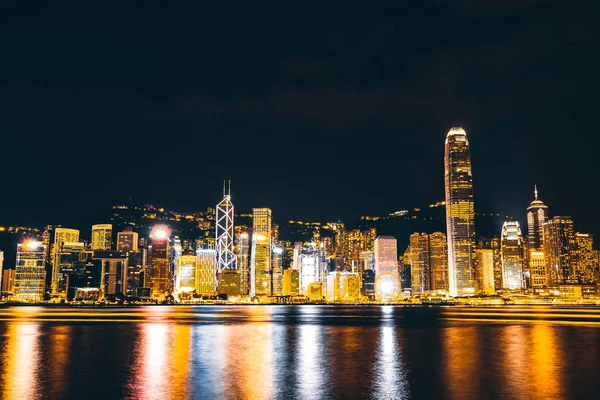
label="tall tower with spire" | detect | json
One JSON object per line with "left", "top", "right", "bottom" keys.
{"left": 216, "top": 181, "right": 237, "bottom": 271}
{"left": 526, "top": 185, "right": 548, "bottom": 250}
{"left": 444, "top": 127, "right": 477, "bottom": 296}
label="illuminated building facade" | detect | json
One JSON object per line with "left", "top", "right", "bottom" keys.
{"left": 216, "top": 182, "right": 237, "bottom": 271}
{"left": 52, "top": 228, "right": 80, "bottom": 294}
{"left": 501, "top": 221, "right": 524, "bottom": 290}
{"left": 283, "top": 268, "right": 299, "bottom": 296}
{"left": 55, "top": 241, "right": 87, "bottom": 298}
{"left": 94, "top": 251, "right": 128, "bottom": 297}
{"left": 375, "top": 272, "right": 400, "bottom": 301}
{"left": 543, "top": 216, "right": 576, "bottom": 284}
{"left": 574, "top": 233, "right": 598, "bottom": 283}
{"left": 91, "top": 224, "right": 113, "bottom": 250}
{"left": 444, "top": 127, "right": 477, "bottom": 296}
{"left": 326, "top": 271, "right": 341, "bottom": 300}
{"left": 126, "top": 249, "right": 146, "bottom": 296}
{"left": 307, "top": 282, "right": 323, "bottom": 301}
{"left": 374, "top": 236, "right": 398, "bottom": 276}
{"left": 429, "top": 232, "right": 448, "bottom": 291}
{"left": 236, "top": 232, "right": 250, "bottom": 295}
{"left": 340, "top": 272, "right": 360, "bottom": 300}
{"left": 217, "top": 269, "right": 241, "bottom": 297}
{"left": 196, "top": 249, "right": 217, "bottom": 296}
{"left": 250, "top": 208, "right": 272, "bottom": 297}
{"left": 526, "top": 186, "right": 548, "bottom": 250}
{"left": 117, "top": 228, "right": 138, "bottom": 252}
{"left": 409, "top": 233, "right": 430, "bottom": 294}
{"left": 148, "top": 226, "right": 171, "bottom": 299}
{"left": 299, "top": 244, "right": 320, "bottom": 295}
{"left": 14, "top": 241, "right": 47, "bottom": 302}
{"left": 272, "top": 245, "right": 284, "bottom": 295}
{"left": 361, "top": 269, "right": 375, "bottom": 297}
{"left": 175, "top": 254, "right": 197, "bottom": 297}
{"left": 476, "top": 249, "right": 496, "bottom": 294}
{"left": 2, "top": 269, "right": 16, "bottom": 294}
{"left": 529, "top": 251, "right": 547, "bottom": 288}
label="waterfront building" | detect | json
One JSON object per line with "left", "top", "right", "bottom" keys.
{"left": 51, "top": 228, "right": 80, "bottom": 294}
{"left": 429, "top": 232, "right": 448, "bottom": 291}
{"left": 55, "top": 241, "right": 87, "bottom": 298}
{"left": 175, "top": 254, "right": 198, "bottom": 298}
{"left": 326, "top": 271, "right": 341, "bottom": 300}
{"left": 501, "top": 221, "right": 525, "bottom": 290}
{"left": 236, "top": 232, "right": 250, "bottom": 295}
{"left": 374, "top": 272, "right": 400, "bottom": 301}
{"left": 299, "top": 244, "right": 320, "bottom": 295}
{"left": 374, "top": 236, "right": 398, "bottom": 276}
{"left": 529, "top": 250, "right": 547, "bottom": 288}
{"left": 283, "top": 269, "right": 299, "bottom": 296}
{"left": 217, "top": 269, "right": 241, "bottom": 297}
{"left": 91, "top": 224, "right": 113, "bottom": 250}
{"left": 197, "top": 249, "right": 217, "bottom": 296}
{"left": 272, "top": 245, "right": 284, "bottom": 296}
{"left": 361, "top": 269, "right": 375, "bottom": 297}
{"left": 526, "top": 186, "right": 548, "bottom": 250}
{"left": 543, "top": 216, "right": 576, "bottom": 284}
{"left": 307, "top": 282, "right": 323, "bottom": 301}
{"left": 117, "top": 227, "right": 138, "bottom": 252}
{"left": 148, "top": 226, "right": 171, "bottom": 300}
{"left": 2, "top": 269, "right": 16, "bottom": 294}
{"left": 251, "top": 208, "right": 272, "bottom": 297}
{"left": 94, "top": 250, "right": 128, "bottom": 298}
{"left": 444, "top": 127, "right": 477, "bottom": 296}
{"left": 216, "top": 182, "right": 237, "bottom": 271}
{"left": 126, "top": 249, "right": 146, "bottom": 296}
{"left": 574, "top": 233, "right": 598, "bottom": 283}
{"left": 409, "top": 233, "right": 430, "bottom": 294}
{"left": 14, "top": 241, "right": 47, "bottom": 302}
{"left": 340, "top": 272, "right": 360, "bottom": 300}
{"left": 476, "top": 249, "right": 496, "bottom": 294}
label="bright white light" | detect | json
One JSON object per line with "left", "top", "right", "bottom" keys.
{"left": 273, "top": 247, "right": 283, "bottom": 255}
{"left": 381, "top": 281, "right": 392, "bottom": 295}
{"left": 152, "top": 229, "right": 168, "bottom": 239}
{"left": 24, "top": 241, "right": 41, "bottom": 249}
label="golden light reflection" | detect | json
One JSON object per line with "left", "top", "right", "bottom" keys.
{"left": 500, "top": 325, "right": 527, "bottom": 396}
{"left": 443, "top": 326, "right": 479, "bottom": 399}
{"left": 47, "top": 325, "right": 71, "bottom": 398}
{"left": 298, "top": 323, "right": 324, "bottom": 399}
{"left": 374, "top": 326, "right": 407, "bottom": 398}
{"left": 138, "top": 323, "right": 171, "bottom": 399}
{"left": 529, "top": 324, "right": 562, "bottom": 399}
{"left": 1, "top": 323, "right": 41, "bottom": 400}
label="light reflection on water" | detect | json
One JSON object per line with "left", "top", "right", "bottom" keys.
{"left": 0, "top": 306, "right": 599, "bottom": 399}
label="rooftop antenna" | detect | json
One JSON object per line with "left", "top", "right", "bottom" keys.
{"left": 223, "top": 180, "right": 226, "bottom": 197}
{"left": 534, "top": 185, "right": 538, "bottom": 200}
{"left": 228, "top": 180, "right": 231, "bottom": 197}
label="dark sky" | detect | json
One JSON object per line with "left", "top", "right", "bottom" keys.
{"left": 1, "top": 1, "right": 598, "bottom": 234}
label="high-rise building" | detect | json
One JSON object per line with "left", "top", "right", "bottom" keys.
{"left": 361, "top": 269, "right": 375, "bottom": 297}
{"left": 409, "top": 233, "right": 430, "bottom": 294}
{"left": 197, "top": 249, "right": 217, "bottom": 296}
{"left": 283, "top": 269, "right": 299, "bottom": 296}
{"left": 340, "top": 272, "right": 360, "bottom": 300}
{"left": 236, "top": 232, "right": 250, "bottom": 295}
{"left": 374, "top": 236, "right": 398, "bottom": 276}
{"left": 476, "top": 249, "right": 496, "bottom": 294}
{"left": 529, "top": 250, "right": 547, "bottom": 288}
{"left": 0, "top": 250, "right": 3, "bottom": 289}
{"left": 272, "top": 245, "right": 284, "bottom": 296}
{"left": 91, "top": 224, "right": 113, "bottom": 250}
{"left": 2, "top": 269, "right": 16, "bottom": 294}
{"left": 217, "top": 270, "right": 241, "bottom": 297}
{"left": 444, "top": 127, "right": 477, "bottom": 296}
{"left": 216, "top": 182, "right": 237, "bottom": 271}
{"left": 326, "top": 271, "right": 341, "bottom": 300}
{"left": 126, "top": 249, "right": 146, "bottom": 296}
{"left": 14, "top": 241, "right": 47, "bottom": 302}
{"left": 574, "top": 233, "right": 597, "bottom": 283}
{"left": 148, "top": 226, "right": 171, "bottom": 300}
{"left": 94, "top": 250, "right": 128, "bottom": 298}
{"left": 526, "top": 186, "right": 548, "bottom": 250}
{"left": 117, "top": 228, "right": 138, "bottom": 252}
{"left": 501, "top": 221, "right": 525, "bottom": 290}
{"left": 250, "top": 208, "right": 272, "bottom": 297}
{"left": 175, "top": 254, "right": 198, "bottom": 297}
{"left": 299, "top": 244, "right": 320, "bottom": 295}
{"left": 429, "top": 232, "right": 448, "bottom": 291}
{"left": 52, "top": 228, "right": 80, "bottom": 294}
{"left": 543, "top": 216, "right": 576, "bottom": 284}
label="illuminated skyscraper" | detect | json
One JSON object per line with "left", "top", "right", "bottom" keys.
{"left": 250, "top": 208, "right": 272, "bottom": 297}
{"left": 148, "top": 226, "right": 171, "bottom": 300}
{"left": 476, "top": 249, "right": 496, "bottom": 294}
{"left": 91, "top": 224, "right": 113, "bottom": 250}
{"left": 196, "top": 249, "right": 217, "bottom": 296}
{"left": 117, "top": 227, "right": 138, "bottom": 252}
{"left": 272, "top": 245, "right": 284, "bottom": 296}
{"left": 236, "top": 232, "right": 250, "bottom": 295}
{"left": 429, "top": 232, "right": 448, "bottom": 292}
{"left": 501, "top": 221, "right": 524, "bottom": 290}
{"left": 526, "top": 186, "right": 548, "bottom": 250}
{"left": 543, "top": 216, "right": 576, "bottom": 284}
{"left": 51, "top": 228, "right": 80, "bottom": 294}
{"left": 14, "top": 241, "right": 47, "bottom": 302}
{"left": 374, "top": 236, "right": 398, "bottom": 276}
{"left": 409, "top": 233, "right": 430, "bottom": 294}
{"left": 216, "top": 182, "right": 237, "bottom": 271}
{"left": 574, "top": 233, "right": 597, "bottom": 283}
{"left": 529, "top": 250, "right": 547, "bottom": 288}
{"left": 175, "top": 254, "right": 198, "bottom": 299}
{"left": 444, "top": 127, "right": 477, "bottom": 296}
{"left": 299, "top": 244, "right": 320, "bottom": 295}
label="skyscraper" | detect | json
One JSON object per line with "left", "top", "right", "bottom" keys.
{"left": 574, "top": 233, "right": 597, "bottom": 283}
{"left": 444, "top": 127, "right": 477, "bottom": 296}
{"left": 272, "top": 245, "right": 284, "bottom": 296}
{"left": 526, "top": 186, "right": 548, "bottom": 250}
{"left": 14, "top": 241, "right": 47, "bottom": 302}
{"left": 51, "top": 228, "right": 80, "bottom": 294}
{"left": 175, "top": 254, "right": 198, "bottom": 298}
{"left": 543, "top": 216, "right": 576, "bottom": 284}
{"left": 148, "top": 226, "right": 171, "bottom": 300}
{"left": 298, "top": 243, "right": 320, "bottom": 295}
{"left": 196, "top": 249, "right": 217, "bottom": 296}
{"left": 374, "top": 236, "right": 398, "bottom": 276}
{"left": 216, "top": 182, "right": 237, "bottom": 271}
{"left": 409, "top": 233, "right": 430, "bottom": 294}
{"left": 117, "top": 227, "right": 139, "bottom": 252}
{"left": 236, "top": 232, "right": 250, "bottom": 295}
{"left": 91, "top": 224, "right": 113, "bottom": 250}
{"left": 500, "top": 221, "right": 525, "bottom": 290}
{"left": 429, "top": 232, "right": 448, "bottom": 292}
{"left": 476, "top": 249, "right": 496, "bottom": 294}
{"left": 250, "top": 208, "right": 272, "bottom": 297}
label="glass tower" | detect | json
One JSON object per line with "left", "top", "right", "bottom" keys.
{"left": 500, "top": 221, "right": 524, "bottom": 290}
{"left": 250, "top": 208, "right": 272, "bottom": 297}
{"left": 526, "top": 186, "right": 548, "bottom": 250}
{"left": 91, "top": 224, "right": 113, "bottom": 250}
{"left": 14, "top": 241, "right": 47, "bottom": 302}
{"left": 444, "top": 127, "right": 477, "bottom": 296}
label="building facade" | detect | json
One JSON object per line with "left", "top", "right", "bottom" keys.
{"left": 148, "top": 226, "right": 171, "bottom": 300}
{"left": 91, "top": 224, "right": 113, "bottom": 250}
{"left": 14, "top": 241, "right": 47, "bottom": 302}
{"left": 501, "top": 221, "right": 525, "bottom": 290}
{"left": 250, "top": 208, "right": 272, "bottom": 297}
{"left": 543, "top": 216, "right": 576, "bottom": 284}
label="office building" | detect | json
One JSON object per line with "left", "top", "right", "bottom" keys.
{"left": 543, "top": 216, "right": 576, "bottom": 284}
{"left": 299, "top": 244, "right": 320, "bottom": 295}
{"left": 51, "top": 228, "right": 80, "bottom": 294}
{"left": 216, "top": 182, "right": 237, "bottom": 271}
{"left": 283, "top": 269, "right": 299, "bottom": 296}
{"left": 148, "top": 226, "right": 171, "bottom": 300}
{"left": 197, "top": 249, "right": 217, "bottom": 296}
{"left": 175, "top": 254, "right": 198, "bottom": 298}
{"left": 236, "top": 232, "right": 250, "bottom": 295}
{"left": 444, "top": 127, "right": 477, "bottom": 296}
{"left": 117, "top": 228, "right": 139, "bottom": 252}
{"left": 217, "top": 269, "right": 241, "bottom": 297}
{"left": 307, "top": 282, "right": 323, "bottom": 301}
{"left": 476, "top": 249, "right": 496, "bottom": 294}
{"left": 501, "top": 221, "right": 525, "bottom": 290}
{"left": 94, "top": 250, "right": 128, "bottom": 297}
{"left": 91, "top": 224, "right": 113, "bottom": 250}
{"left": 126, "top": 250, "right": 146, "bottom": 296}
{"left": 340, "top": 272, "right": 360, "bottom": 300}
{"left": 272, "top": 245, "right": 284, "bottom": 296}
{"left": 361, "top": 269, "right": 375, "bottom": 297}
{"left": 2, "top": 269, "right": 16, "bottom": 294}
{"left": 374, "top": 236, "right": 398, "bottom": 276}
{"left": 250, "top": 208, "right": 272, "bottom": 297}
{"left": 574, "top": 233, "right": 598, "bottom": 283}
{"left": 526, "top": 186, "right": 548, "bottom": 250}
{"left": 409, "top": 233, "right": 430, "bottom": 294}
{"left": 429, "top": 232, "right": 448, "bottom": 291}
{"left": 326, "top": 271, "right": 341, "bottom": 300}
{"left": 14, "top": 241, "right": 47, "bottom": 302}
{"left": 529, "top": 251, "right": 547, "bottom": 288}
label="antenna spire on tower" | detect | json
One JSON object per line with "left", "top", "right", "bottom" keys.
{"left": 534, "top": 185, "right": 538, "bottom": 200}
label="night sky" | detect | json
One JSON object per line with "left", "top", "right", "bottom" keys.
{"left": 1, "top": 2, "right": 598, "bottom": 234}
